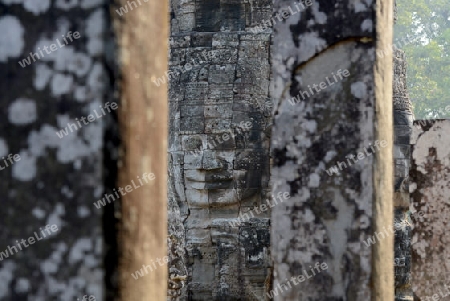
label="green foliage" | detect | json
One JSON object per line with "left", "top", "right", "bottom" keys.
{"left": 395, "top": 0, "right": 450, "bottom": 119}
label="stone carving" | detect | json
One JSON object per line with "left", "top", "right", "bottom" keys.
{"left": 393, "top": 2, "right": 414, "bottom": 299}
{"left": 167, "top": 0, "right": 273, "bottom": 299}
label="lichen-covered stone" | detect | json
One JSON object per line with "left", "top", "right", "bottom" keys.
{"left": 271, "top": 0, "right": 394, "bottom": 300}
{"left": 393, "top": 5, "right": 414, "bottom": 297}
{"left": 0, "top": 1, "right": 116, "bottom": 300}
{"left": 410, "top": 120, "right": 450, "bottom": 300}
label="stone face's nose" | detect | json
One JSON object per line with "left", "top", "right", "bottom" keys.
{"left": 200, "top": 150, "right": 224, "bottom": 170}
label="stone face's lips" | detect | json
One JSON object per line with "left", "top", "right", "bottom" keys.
{"left": 185, "top": 175, "right": 233, "bottom": 182}
{"left": 185, "top": 170, "right": 234, "bottom": 183}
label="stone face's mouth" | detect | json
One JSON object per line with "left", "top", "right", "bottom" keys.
{"left": 185, "top": 177, "right": 233, "bottom": 183}
{"left": 185, "top": 170, "right": 233, "bottom": 183}
{"left": 185, "top": 170, "right": 234, "bottom": 190}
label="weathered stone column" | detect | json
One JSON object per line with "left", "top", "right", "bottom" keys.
{"left": 271, "top": 0, "right": 394, "bottom": 300}
{"left": 410, "top": 120, "right": 450, "bottom": 300}
{"left": 392, "top": 2, "right": 414, "bottom": 299}
{"left": 167, "top": 0, "right": 273, "bottom": 299}
{"left": 0, "top": 1, "right": 114, "bottom": 300}
{"left": 393, "top": 47, "right": 414, "bottom": 301}
{"left": 114, "top": 0, "right": 169, "bottom": 300}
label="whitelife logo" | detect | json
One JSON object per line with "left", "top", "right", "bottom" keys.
{"left": 93, "top": 172, "right": 155, "bottom": 209}
{"left": 130, "top": 256, "right": 169, "bottom": 280}
{"left": 288, "top": 69, "right": 350, "bottom": 105}
{"left": 56, "top": 102, "right": 118, "bottom": 139}
{"left": 0, "top": 153, "right": 20, "bottom": 171}
{"left": 18, "top": 31, "right": 81, "bottom": 68}
{"left": 115, "top": 0, "right": 149, "bottom": 16}
{"left": 0, "top": 225, "right": 59, "bottom": 261}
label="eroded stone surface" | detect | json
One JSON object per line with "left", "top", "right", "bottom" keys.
{"left": 0, "top": 1, "right": 116, "bottom": 300}
{"left": 410, "top": 120, "right": 450, "bottom": 300}
{"left": 270, "top": 0, "right": 390, "bottom": 300}
{"left": 393, "top": 48, "right": 414, "bottom": 301}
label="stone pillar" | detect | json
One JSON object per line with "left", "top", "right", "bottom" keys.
{"left": 271, "top": 0, "right": 394, "bottom": 300}
{"left": 0, "top": 1, "right": 113, "bottom": 300}
{"left": 393, "top": 48, "right": 414, "bottom": 301}
{"left": 113, "top": 0, "right": 169, "bottom": 300}
{"left": 410, "top": 120, "right": 450, "bottom": 300}
{"left": 167, "top": 0, "right": 273, "bottom": 299}
{"left": 392, "top": 2, "right": 414, "bottom": 298}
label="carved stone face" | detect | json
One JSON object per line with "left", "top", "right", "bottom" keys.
{"left": 181, "top": 126, "right": 266, "bottom": 208}
{"left": 167, "top": 31, "right": 272, "bottom": 300}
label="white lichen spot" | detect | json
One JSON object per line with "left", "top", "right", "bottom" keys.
{"left": 0, "top": 138, "right": 8, "bottom": 157}
{"left": 51, "top": 73, "right": 74, "bottom": 96}
{"left": 41, "top": 260, "right": 58, "bottom": 274}
{"left": 308, "top": 173, "right": 320, "bottom": 188}
{"left": 73, "top": 158, "right": 82, "bottom": 169}
{"left": 34, "top": 63, "right": 53, "bottom": 90}
{"left": 311, "top": 2, "right": 327, "bottom": 24}
{"left": 303, "top": 208, "right": 316, "bottom": 223}
{"left": 87, "top": 6, "right": 104, "bottom": 29}
{"left": 84, "top": 254, "right": 98, "bottom": 268}
{"left": 361, "top": 19, "right": 373, "bottom": 32}
{"left": 303, "top": 119, "right": 317, "bottom": 133}
{"left": 324, "top": 150, "right": 337, "bottom": 162}
{"left": 53, "top": 46, "right": 75, "bottom": 70}
{"left": 12, "top": 151, "right": 36, "bottom": 181}
{"left": 87, "top": 39, "right": 103, "bottom": 57}
{"left": 409, "top": 182, "right": 417, "bottom": 194}
{"left": 67, "top": 52, "right": 92, "bottom": 77}
{"left": 69, "top": 238, "right": 92, "bottom": 264}
{"left": 94, "top": 186, "right": 103, "bottom": 198}
{"left": 86, "top": 9, "right": 105, "bottom": 56}
{"left": 61, "top": 186, "right": 74, "bottom": 198}
{"left": 74, "top": 86, "right": 88, "bottom": 102}
{"left": 8, "top": 98, "right": 37, "bottom": 125}
{"left": 55, "top": 133, "right": 89, "bottom": 163}
{"left": 297, "top": 32, "right": 327, "bottom": 63}
{"left": 0, "top": 262, "right": 16, "bottom": 299}
{"left": 351, "top": 82, "right": 367, "bottom": 99}
{"left": 46, "top": 203, "right": 65, "bottom": 227}
{"left": 32, "top": 207, "right": 46, "bottom": 219}
{"left": 55, "top": 0, "right": 78, "bottom": 10}
{"left": 78, "top": 206, "right": 90, "bottom": 218}
{"left": 15, "top": 278, "right": 30, "bottom": 293}
{"left": 28, "top": 125, "right": 60, "bottom": 157}
{"left": 88, "top": 63, "right": 106, "bottom": 93}
{"left": 23, "top": 0, "right": 50, "bottom": 15}
{"left": 0, "top": 16, "right": 24, "bottom": 62}
{"left": 353, "top": 1, "right": 367, "bottom": 13}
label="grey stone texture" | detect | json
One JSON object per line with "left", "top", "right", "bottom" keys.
{"left": 410, "top": 120, "right": 450, "bottom": 300}
{"left": 167, "top": 0, "right": 273, "bottom": 300}
{"left": 0, "top": 1, "right": 116, "bottom": 301}
{"left": 393, "top": 13, "right": 414, "bottom": 300}
{"left": 270, "top": 0, "right": 394, "bottom": 300}
{"left": 393, "top": 49, "right": 414, "bottom": 300}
